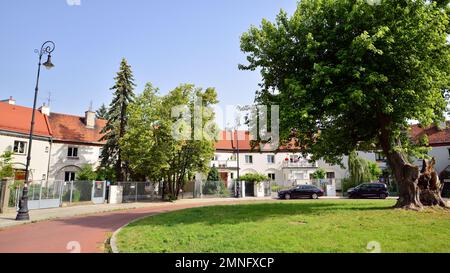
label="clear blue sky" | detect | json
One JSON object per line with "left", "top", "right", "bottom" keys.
{"left": 0, "top": 0, "right": 298, "bottom": 120}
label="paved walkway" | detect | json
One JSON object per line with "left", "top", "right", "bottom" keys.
{"left": 0, "top": 197, "right": 273, "bottom": 253}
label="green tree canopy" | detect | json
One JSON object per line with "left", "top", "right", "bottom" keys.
{"left": 240, "top": 0, "right": 450, "bottom": 209}
{"left": 0, "top": 151, "right": 13, "bottom": 179}
{"left": 312, "top": 168, "right": 326, "bottom": 180}
{"left": 121, "top": 83, "right": 219, "bottom": 200}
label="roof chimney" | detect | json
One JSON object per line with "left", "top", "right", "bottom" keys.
{"left": 39, "top": 103, "right": 50, "bottom": 116}
{"left": 85, "top": 110, "right": 96, "bottom": 128}
{"left": 1, "top": 96, "right": 16, "bottom": 105}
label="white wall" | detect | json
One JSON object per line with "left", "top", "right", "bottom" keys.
{"left": 0, "top": 133, "right": 51, "bottom": 181}
{"left": 413, "top": 145, "right": 450, "bottom": 174}
{"left": 48, "top": 142, "right": 102, "bottom": 181}
{"left": 212, "top": 151, "right": 318, "bottom": 188}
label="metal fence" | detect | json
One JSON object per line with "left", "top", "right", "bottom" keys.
{"left": 8, "top": 180, "right": 106, "bottom": 210}
{"left": 118, "top": 181, "right": 162, "bottom": 203}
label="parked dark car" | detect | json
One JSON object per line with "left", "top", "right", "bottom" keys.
{"left": 347, "top": 183, "right": 389, "bottom": 199}
{"left": 278, "top": 185, "right": 324, "bottom": 200}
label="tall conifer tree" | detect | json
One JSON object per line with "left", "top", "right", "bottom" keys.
{"left": 100, "top": 58, "right": 135, "bottom": 181}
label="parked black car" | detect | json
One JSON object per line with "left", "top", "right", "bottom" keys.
{"left": 278, "top": 185, "right": 324, "bottom": 200}
{"left": 347, "top": 183, "right": 389, "bottom": 199}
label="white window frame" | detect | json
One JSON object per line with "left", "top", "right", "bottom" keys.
{"left": 267, "top": 155, "right": 275, "bottom": 164}
{"left": 67, "top": 146, "right": 79, "bottom": 158}
{"left": 13, "top": 141, "right": 27, "bottom": 155}
{"left": 245, "top": 155, "right": 253, "bottom": 164}
{"left": 64, "top": 171, "right": 75, "bottom": 182}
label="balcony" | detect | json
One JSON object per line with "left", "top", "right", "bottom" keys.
{"left": 211, "top": 160, "right": 238, "bottom": 169}
{"left": 282, "top": 161, "right": 318, "bottom": 168}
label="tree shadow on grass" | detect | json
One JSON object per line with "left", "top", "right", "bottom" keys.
{"left": 127, "top": 201, "right": 395, "bottom": 228}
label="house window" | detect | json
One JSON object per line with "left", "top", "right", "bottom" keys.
{"left": 64, "top": 171, "right": 75, "bottom": 182}
{"left": 212, "top": 155, "right": 219, "bottom": 161}
{"left": 229, "top": 155, "right": 237, "bottom": 161}
{"left": 245, "top": 155, "right": 253, "bottom": 164}
{"left": 230, "top": 173, "right": 234, "bottom": 179}
{"left": 13, "top": 141, "right": 27, "bottom": 154}
{"left": 268, "top": 173, "right": 275, "bottom": 180}
{"left": 375, "top": 152, "right": 386, "bottom": 162}
{"left": 67, "top": 147, "right": 78, "bottom": 158}
{"left": 447, "top": 148, "right": 450, "bottom": 158}
{"left": 267, "top": 155, "right": 275, "bottom": 164}
{"left": 326, "top": 172, "right": 335, "bottom": 179}
{"left": 45, "top": 146, "right": 49, "bottom": 153}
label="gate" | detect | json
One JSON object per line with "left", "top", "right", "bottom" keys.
{"left": 118, "top": 181, "right": 160, "bottom": 203}
{"left": 92, "top": 181, "right": 106, "bottom": 204}
{"left": 18, "top": 180, "right": 64, "bottom": 210}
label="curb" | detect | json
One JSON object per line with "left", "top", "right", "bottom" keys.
{"left": 108, "top": 198, "right": 274, "bottom": 253}
{"left": 109, "top": 214, "right": 152, "bottom": 253}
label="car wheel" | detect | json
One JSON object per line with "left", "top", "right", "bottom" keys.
{"left": 379, "top": 193, "right": 387, "bottom": 199}
{"left": 311, "top": 193, "right": 318, "bottom": 200}
{"left": 285, "top": 194, "right": 291, "bottom": 200}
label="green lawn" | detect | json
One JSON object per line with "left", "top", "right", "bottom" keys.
{"left": 115, "top": 200, "right": 450, "bottom": 253}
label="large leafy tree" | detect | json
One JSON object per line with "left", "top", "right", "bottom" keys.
{"left": 121, "top": 83, "right": 218, "bottom": 200}
{"left": 0, "top": 151, "right": 13, "bottom": 179}
{"left": 240, "top": 0, "right": 450, "bottom": 209}
{"left": 100, "top": 58, "right": 136, "bottom": 182}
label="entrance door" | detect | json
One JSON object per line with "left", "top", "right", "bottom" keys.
{"left": 245, "top": 182, "right": 255, "bottom": 197}
{"left": 219, "top": 172, "right": 228, "bottom": 187}
{"left": 92, "top": 181, "right": 106, "bottom": 204}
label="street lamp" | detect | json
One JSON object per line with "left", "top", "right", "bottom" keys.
{"left": 16, "top": 41, "right": 55, "bottom": 221}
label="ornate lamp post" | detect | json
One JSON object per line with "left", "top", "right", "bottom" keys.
{"left": 16, "top": 41, "right": 55, "bottom": 221}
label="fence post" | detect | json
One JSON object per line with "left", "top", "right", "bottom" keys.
{"left": 135, "top": 182, "right": 138, "bottom": 202}
{"left": 69, "top": 181, "right": 73, "bottom": 204}
{"left": 0, "top": 178, "right": 13, "bottom": 214}
{"left": 59, "top": 181, "right": 64, "bottom": 207}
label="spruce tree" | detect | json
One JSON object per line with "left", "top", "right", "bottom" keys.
{"left": 96, "top": 104, "right": 109, "bottom": 119}
{"left": 100, "top": 58, "right": 136, "bottom": 182}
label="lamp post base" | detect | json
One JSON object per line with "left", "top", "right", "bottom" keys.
{"left": 15, "top": 187, "right": 30, "bottom": 221}
{"left": 15, "top": 211, "right": 30, "bottom": 221}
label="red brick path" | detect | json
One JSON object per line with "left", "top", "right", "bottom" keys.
{"left": 0, "top": 201, "right": 242, "bottom": 253}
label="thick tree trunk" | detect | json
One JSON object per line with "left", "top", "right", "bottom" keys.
{"left": 386, "top": 152, "right": 423, "bottom": 210}
{"left": 378, "top": 119, "right": 422, "bottom": 210}
{"left": 378, "top": 116, "right": 448, "bottom": 209}
{"left": 418, "top": 159, "right": 447, "bottom": 207}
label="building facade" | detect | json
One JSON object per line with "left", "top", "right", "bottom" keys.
{"left": 1, "top": 97, "right": 449, "bottom": 196}
{"left": 0, "top": 98, "right": 105, "bottom": 183}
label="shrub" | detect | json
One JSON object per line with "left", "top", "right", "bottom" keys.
{"left": 239, "top": 173, "right": 268, "bottom": 184}
{"left": 203, "top": 180, "right": 227, "bottom": 195}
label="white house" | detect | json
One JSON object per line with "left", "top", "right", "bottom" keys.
{"left": 0, "top": 97, "right": 106, "bottom": 183}
{"left": 0, "top": 98, "right": 52, "bottom": 181}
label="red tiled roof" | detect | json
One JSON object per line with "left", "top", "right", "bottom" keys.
{"left": 214, "top": 130, "right": 299, "bottom": 151}
{"left": 215, "top": 131, "right": 253, "bottom": 150}
{"left": 411, "top": 122, "right": 450, "bottom": 146}
{"left": 0, "top": 102, "right": 52, "bottom": 137}
{"left": 48, "top": 113, "right": 106, "bottom": 144}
